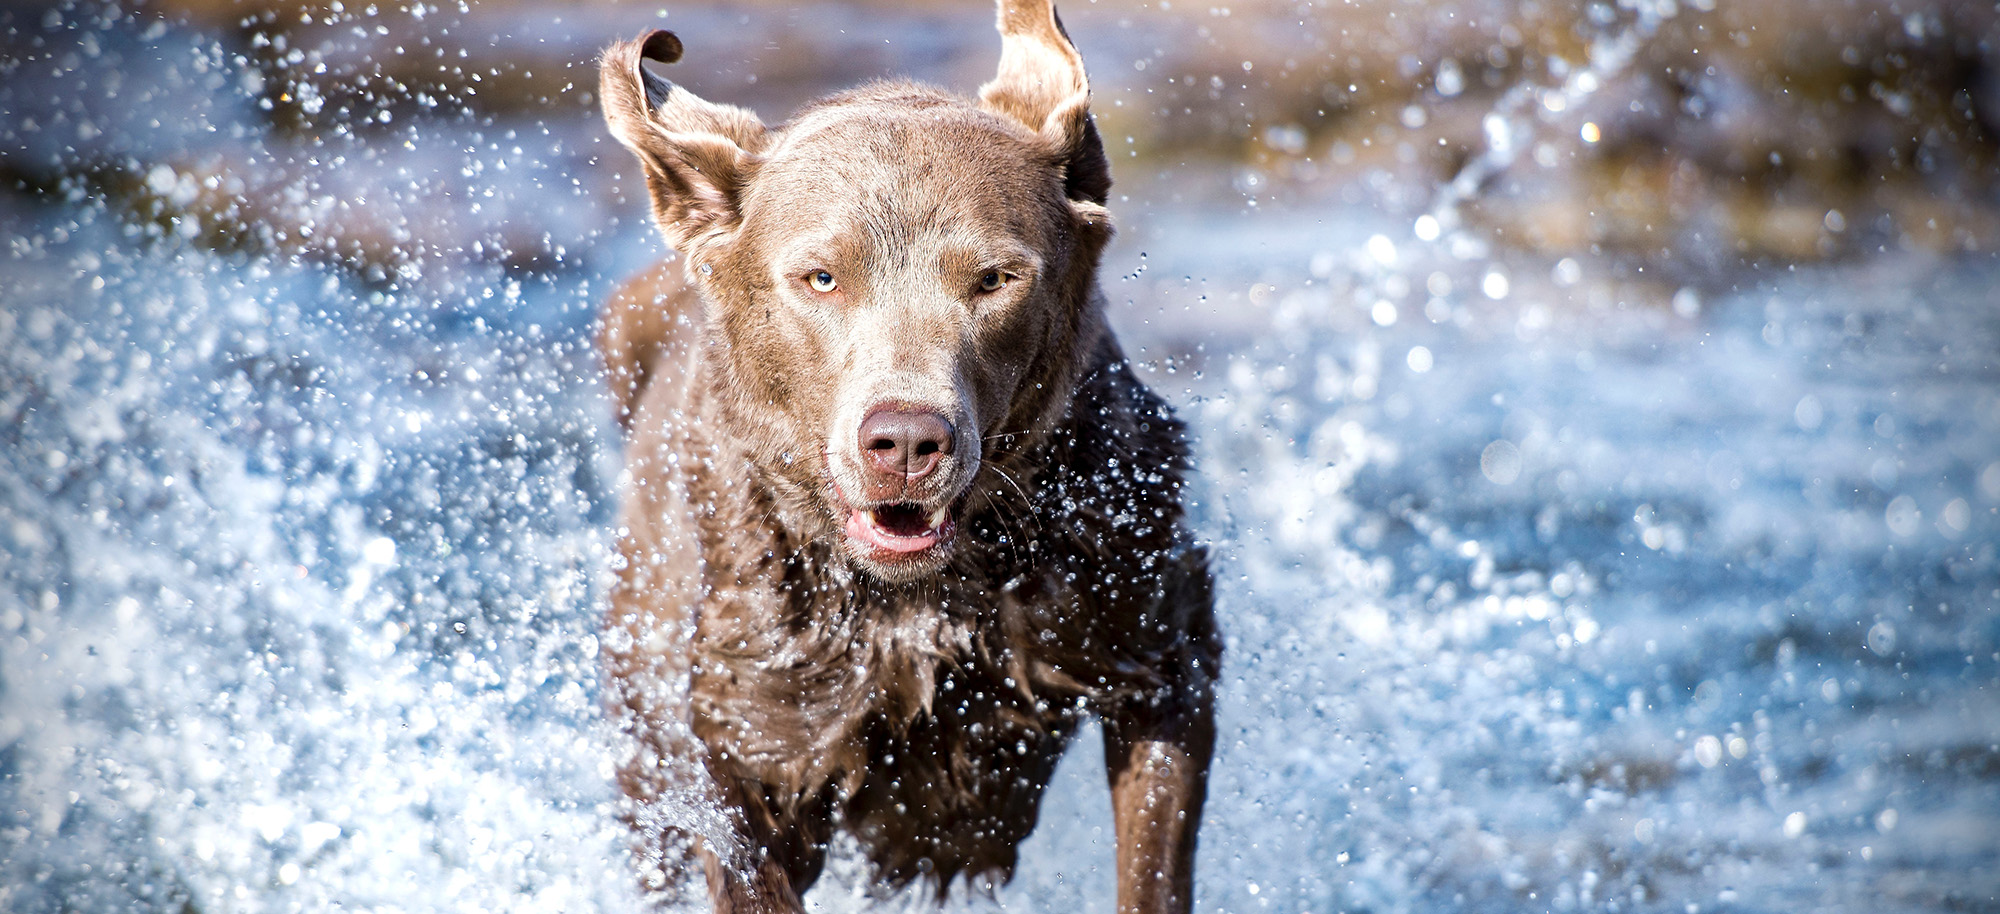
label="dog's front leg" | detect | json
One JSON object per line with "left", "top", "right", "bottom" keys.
{"left": 1104, "top": 685, "right": 1215, "bottom": 914}
{"left": 696, "top": 775, "right": 810, "bottom": 914}
{"left": 699, "top": 848, "right": 802, "bottom": 914}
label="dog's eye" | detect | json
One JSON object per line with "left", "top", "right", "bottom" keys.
{"left": 977, "top": 271, "right": 1007, "bottom": 293}
{"left": 807, "top": 270, "right": 838, "bottom": 293}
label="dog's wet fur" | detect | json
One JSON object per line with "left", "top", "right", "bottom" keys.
{"left": 598, "top": 4, "right": 1219, "bottom": 911}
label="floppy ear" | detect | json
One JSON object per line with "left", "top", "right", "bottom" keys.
{"left": 600, "top": 30, "right": 768, "bottom": 251}
{"left": 977, "top": 0, "right": 1111, "bottom": 206}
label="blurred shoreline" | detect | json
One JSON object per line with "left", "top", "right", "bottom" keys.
{"left": 7, "top": 0, "right": 1998, "bottom": 297}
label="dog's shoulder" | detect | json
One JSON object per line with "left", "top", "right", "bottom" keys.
{"left": 600, "top": 256, "right": 701, "bottom": 431}
{"left": 1049, "top": 349, "right": 1197, "bottom": 517}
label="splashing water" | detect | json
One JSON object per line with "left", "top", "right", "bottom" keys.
{"left": 4, "top": 3, "right": 1998, "bottom": 914}
{"left": 1421, "top": 0, "right": 1675, "bottom": 246}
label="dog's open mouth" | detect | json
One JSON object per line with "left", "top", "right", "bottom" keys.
{"left": 845, "top": 501, "right": 956, "bottom": 556}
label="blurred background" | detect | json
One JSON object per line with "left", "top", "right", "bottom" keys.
{"left": 3, "top": 0, "right": 1997, "bottom": 912}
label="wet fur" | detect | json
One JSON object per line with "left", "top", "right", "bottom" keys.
{"left": 599, "top": 6, "right": 1219, "bottom": 911}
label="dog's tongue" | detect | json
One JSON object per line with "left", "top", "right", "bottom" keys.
{"left": 846, "top": 507, "right": 941, "bottom": 553}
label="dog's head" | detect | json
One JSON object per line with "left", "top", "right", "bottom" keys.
{"left": 601, "top": 2, "right": 1114, "bottom": 584}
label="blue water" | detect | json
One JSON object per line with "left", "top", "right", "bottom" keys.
{"left": 4, "top": 4, "right": 1998, "bottom": 913}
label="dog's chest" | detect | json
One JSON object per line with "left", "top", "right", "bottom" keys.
{"left": 688, "top": 567, "right": 1098, "bottom": 786}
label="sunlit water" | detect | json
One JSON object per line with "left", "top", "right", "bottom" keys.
{"left": 5, "top": 4, "right": 1998, "bottom": 914}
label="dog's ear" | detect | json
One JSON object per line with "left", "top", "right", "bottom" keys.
{"left": 600, "top": 30, "right": 768, "bottom": 251}
{"left": 978, "top": 0, "right": 1111, "bottom": 206}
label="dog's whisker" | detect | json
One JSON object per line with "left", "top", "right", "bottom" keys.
{"left": 970, "top": 463, "right": 1045, "bottom": 574}
{"left": 980, "top": 474, "right": 1040, "bottom": 536}
{"left": 979, "top": 459, "right": 1036, "bottom": 508}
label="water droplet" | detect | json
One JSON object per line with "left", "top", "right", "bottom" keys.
{"left": 362, "top": 536, "right": 397, "bottom": 564}
{"left": 1866, "top": 621, "right": 1896, "bottom": 654}
{"left": 1694, "top": 735, "right": 1722, "bottom": 768}
{"left": 1941, "top": 498, "right": 1970, "bottom": 532}
{"left": 1365, "top": 234, "right": 1397, "bottom": 267}
{"left": 1435, "top": 58, "right": 1464, "bottom": 97}
{"left": 1793, "top": 395, "right": 1823, "bottom": 431}
{"left": 1884, "top": 495, "right": 1921, "bottom": 537}
{"left": 1481, "top": 440, "right": 1522, "bottom": 485}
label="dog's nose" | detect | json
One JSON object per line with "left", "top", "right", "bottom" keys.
{"left": 859, "top": 408, "right": 955, "bottom": 483}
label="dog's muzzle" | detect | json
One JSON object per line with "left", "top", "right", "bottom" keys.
{"left": 834, "top": 404, "right": 973, "bottom": 572}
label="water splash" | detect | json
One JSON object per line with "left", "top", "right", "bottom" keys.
{"left": 1422, "top": 0, "right": 1682, "bottom": 249}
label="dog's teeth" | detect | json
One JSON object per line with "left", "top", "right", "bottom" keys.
{"left": 927, "top": 506, "right": 948, "bottom": 529}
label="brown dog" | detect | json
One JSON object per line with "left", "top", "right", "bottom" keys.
{"left": 597, "top": 3, "right": 1219, "bottom": 911}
